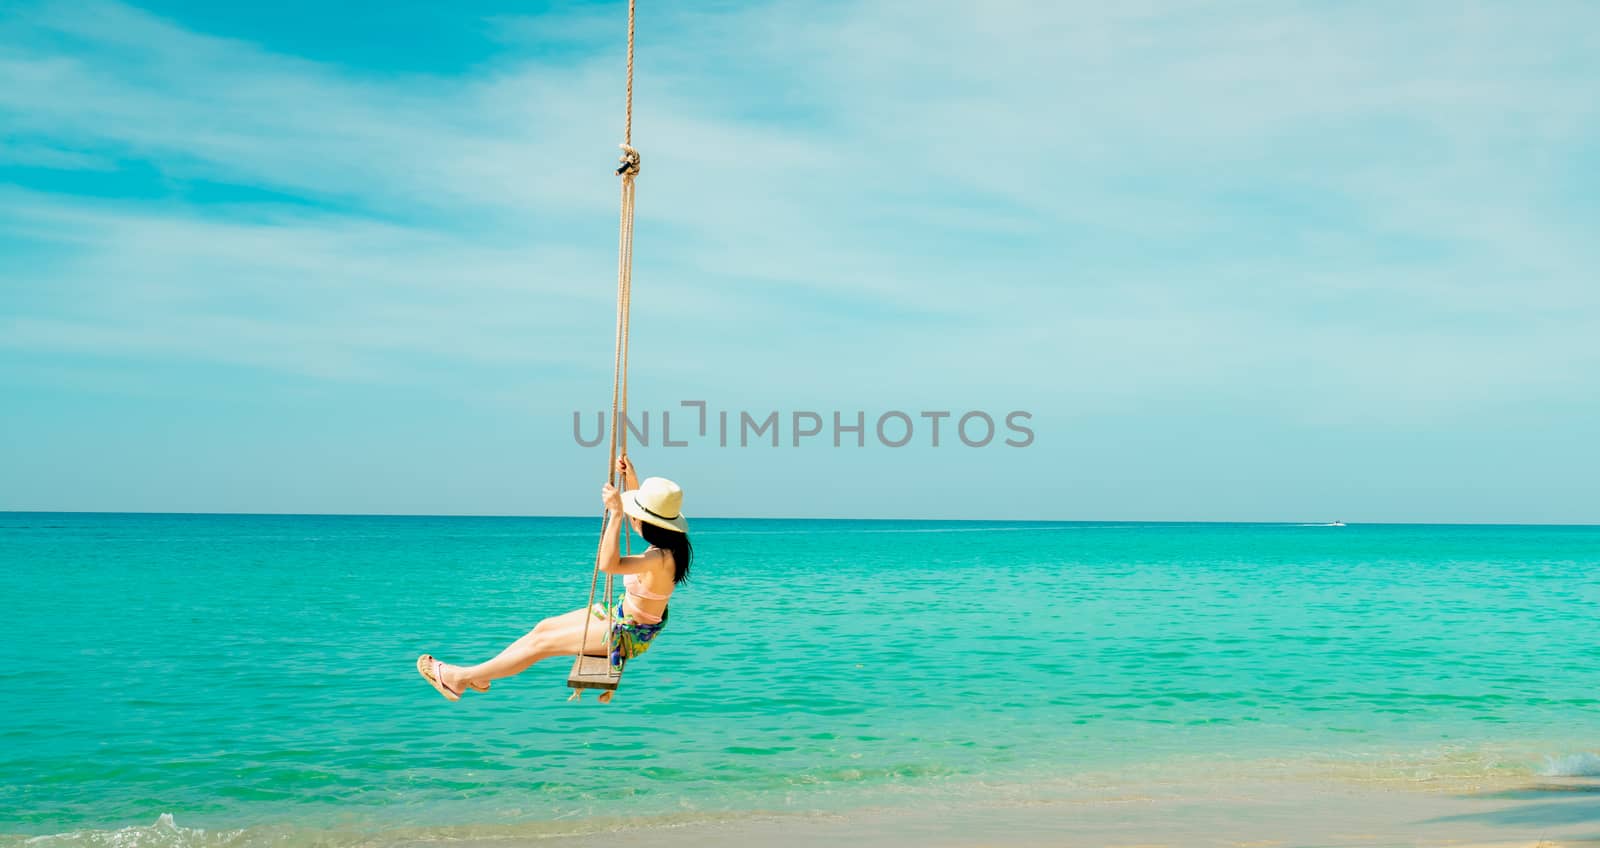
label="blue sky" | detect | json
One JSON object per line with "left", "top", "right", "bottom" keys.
{"left": 2, "top": 0, "right": 1597, "bottom": 522}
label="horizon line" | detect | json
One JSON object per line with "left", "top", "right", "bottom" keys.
{"left": 1, "top": 510, "right": 1595, "bottom": 528}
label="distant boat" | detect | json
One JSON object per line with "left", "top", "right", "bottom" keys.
{"left": 1329, "top": 521, "right": 1347, "bottom": 527}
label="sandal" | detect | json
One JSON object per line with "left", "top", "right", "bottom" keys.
{"left": 417, "top": 654, "right": 462, "bottom": 701}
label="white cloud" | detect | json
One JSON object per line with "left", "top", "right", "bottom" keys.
{"left": 0, "top": 138, "right": 116, "bottom": 170}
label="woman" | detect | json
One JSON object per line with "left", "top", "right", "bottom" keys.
{"left": 418, "top": 456, "right": 691, "bottom": 703}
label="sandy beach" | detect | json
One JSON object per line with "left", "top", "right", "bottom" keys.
{"left": 511, "top": 776, "right": 1600, "bottom": 848}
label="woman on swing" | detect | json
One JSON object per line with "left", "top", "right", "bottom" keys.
{"left": 417, "top": 456, "right": 691, "bottom": 703}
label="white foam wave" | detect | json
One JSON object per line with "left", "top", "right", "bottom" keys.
{"left": 1539, "top": 752, "right": 1600, "bottom": 777}
{"left": 2, "top": 810, "right": 790, "bottom": 848}
{"left": 10, "top": 814, "right": 246, "bottom": 848}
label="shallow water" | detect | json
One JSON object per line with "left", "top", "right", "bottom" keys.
{"left": 4, "top": 514, "right": 1598, "bottom": 839}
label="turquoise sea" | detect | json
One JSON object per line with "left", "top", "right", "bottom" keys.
{"left": 4, "top": 513, "right": 1600, "bottom": 844}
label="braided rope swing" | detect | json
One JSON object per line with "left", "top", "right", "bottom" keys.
{"left": 569, "top": 0, "right": 641, "bottom": 699}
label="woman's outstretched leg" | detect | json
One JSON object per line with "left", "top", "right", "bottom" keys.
{"left": 434, "top": 606, "right": 609, "bottom": 694}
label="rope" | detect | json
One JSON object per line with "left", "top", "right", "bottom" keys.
{"left": 624, "top": 0, "right": 635, "bottom": 147}
{"left": 576, "top": 0, "right": 641, "bottom": 685}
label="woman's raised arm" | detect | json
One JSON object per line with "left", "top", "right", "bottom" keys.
{"left": 597, "top": 482, "right": 658, "bottom": 574}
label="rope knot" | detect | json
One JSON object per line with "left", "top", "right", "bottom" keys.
{"left": 616, "top": 144, "right": 641, "bottom": 177}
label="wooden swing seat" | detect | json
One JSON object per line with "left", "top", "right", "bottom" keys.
{"left": 567, "top": 654, "right": 622, "bottom": 691}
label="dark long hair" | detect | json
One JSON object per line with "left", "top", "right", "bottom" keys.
{"left": 638, "top": 520, "right": 692, "bottom": 584}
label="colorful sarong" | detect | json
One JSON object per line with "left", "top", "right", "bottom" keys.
{"left": 589, "top": 597, "right": 667, "bottom": 669}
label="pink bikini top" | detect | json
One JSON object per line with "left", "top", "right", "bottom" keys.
{"left": 622, "top": 564, "right": 671, "bottom": 624}
{"left": 624, "top": 572, "right": 671, "bottom": 601}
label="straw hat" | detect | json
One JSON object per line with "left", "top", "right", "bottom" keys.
{"left": 621, "top": 476, "right": 689, "bottom": 533}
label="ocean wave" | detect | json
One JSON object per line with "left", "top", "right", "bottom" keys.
{"left": 2, "top": 814, "right": 245, "bottom": 848}
{"left": 1540, "top": 752, "right": 1600, "bottom": 776}
{"left": 0, "top": 811, "right": 831, "bottom": 848}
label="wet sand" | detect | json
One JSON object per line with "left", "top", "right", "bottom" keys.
{"left": 517, "top": 776, "right": 1600, "bottom": 848}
